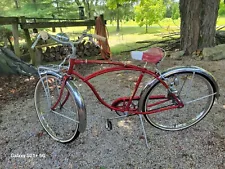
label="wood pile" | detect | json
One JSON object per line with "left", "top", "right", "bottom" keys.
{"left": 42, "top": 45, "right": 70, "bottom": 62}
{"left": 40, "top": 40, "right": 100, "bottom": 62}
{"left": 76, "top": 40, "right": 101, "bottom": 58}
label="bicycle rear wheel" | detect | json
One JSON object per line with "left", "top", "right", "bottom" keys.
{"left": 34, "top": 74, "right": 80, "bottom": 143}
{"left": 139, "top": 71, "right": 215, "bottom": 131}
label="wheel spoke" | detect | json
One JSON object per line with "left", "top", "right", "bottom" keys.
{"left": 178, "top": 75, "right": 188, "bottom": 95}
{"left": 184, "top": 92, "right": 216, "bottom": 105}
{"left": 51, "top": 110, "right": 79, "bottom": 123}
{"left": 61, "top": 106, "right": 78, "bottom": 116}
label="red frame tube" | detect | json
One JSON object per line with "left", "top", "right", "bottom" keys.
{"left": 53, "top": 58, "right": 183, "bottom": 115}
{"left": 51, "top": 76, "right": 69, "bottom": 110}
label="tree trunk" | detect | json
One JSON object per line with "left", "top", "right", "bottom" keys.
{"left": 82, "top": 0, "right": 91, "bottom": 19}
{"left": 116, "top": 4, "right": 120, "bottom": 32}
{"left": 14, "top": 0, "right": 19, "bottom": 9}
{"left": 32, "top": 0, "right": 37, "bottom": 10}
{"left": 199, "top": 0, "right": 219, "bottom": 48}
{"left": 75, "top": 0, "right": 81, "bottom": 6}
{"left": 87, "top": 1, "right": 91, "bottom": 19}
{"left": 82, "top": 0, "right": 95, "bottom": 19}
{"left": 116, "top": 16, "right": 120, "bottom": 32}
{"left": 179, "top": 0, "right": 220, "bottom": 55}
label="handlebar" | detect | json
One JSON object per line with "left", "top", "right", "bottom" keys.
{"left": 31, "top": 31, "right": 106, "bottom": 59}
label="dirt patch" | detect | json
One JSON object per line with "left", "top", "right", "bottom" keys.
{"left": 0, "top": 75, "right": 38, "bottom": 110}
{"left": 0, "top": 57, "right": 225, "bottom": 168}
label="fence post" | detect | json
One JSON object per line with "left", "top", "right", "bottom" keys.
{"left": 12, "top": 18, "right": 20, "bottom": 57}
{"left": 21, "top": 16, "right": 36, "bottom": 65}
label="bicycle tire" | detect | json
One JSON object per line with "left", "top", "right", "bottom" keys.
{"left": 139, "top": 70, "right": 215, "bottom": 131}
{"left": 34, "top": 74, "right": 80, "bottom": 143}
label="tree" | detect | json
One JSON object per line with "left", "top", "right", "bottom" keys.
{"left": 74, "top": 0, "right": 102, "bottom": 19}
{"left": 0, "top": 0, "right": 13, "bottom": 15}
{"left": 171, "top": 1, "right": 179, "bottom": 20}
{"left": 107, "top": 0, "right": 136, "bottom": 32}
{"left": 135, "top": 0, "right": 166, "bottom": 33}
{"left": 51, "top": 0, "right": 79, "bottom": 18}
{"left": 32, "top": 0, "right": 37, "bottom": 10}
{"left": 14, "top": 0, "right": 20, "bottom": 9}
{"left": 219, "top": 0, "right": 225, "bottom": 16}
{"left": 179, "top": 0, "right": 220, "bottom": 55}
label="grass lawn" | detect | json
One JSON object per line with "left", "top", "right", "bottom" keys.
{"left": 108, "top": 17, "right": 225, "bottom": 55}
{"left": 56, "top": 18, "right": 181, "bottom": 56}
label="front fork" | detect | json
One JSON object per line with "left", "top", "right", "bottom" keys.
{"left": 51, "top": 75, "right": 70, "bottom": 110}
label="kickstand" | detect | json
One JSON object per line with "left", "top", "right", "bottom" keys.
{"left": 138, "top": 114, "right": 150, "bottom": 148}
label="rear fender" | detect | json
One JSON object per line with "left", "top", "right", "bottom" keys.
{"left": 141, "top": 66, "right": 220, "bottom": 99}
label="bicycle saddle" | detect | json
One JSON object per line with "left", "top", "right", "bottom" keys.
{"left": 131, "top": 47, "right": 164, "bottom": 64}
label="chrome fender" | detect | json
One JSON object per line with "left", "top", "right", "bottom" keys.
{"left": 39, "top": 70, "right": 63, "bottom": 79}
{"left": 39, "top": 71, "right": 87, "bottom": 133}
{"left": 66, "top": 80, "right": 87, "bottom": 133}
{"left": 141, "top": 66, "right": 220, "bottom": 99}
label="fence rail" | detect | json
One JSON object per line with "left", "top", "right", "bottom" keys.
{"left": 0, "top": 15, "right": 105, "bottom": 65}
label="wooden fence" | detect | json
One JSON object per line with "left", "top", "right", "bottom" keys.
{"left": 0, "top": 15, "right": 105, "bottom": 65}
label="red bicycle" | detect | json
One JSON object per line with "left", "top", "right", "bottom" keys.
{"left": 32, "top": 31, "right": 219, "bottom": 147}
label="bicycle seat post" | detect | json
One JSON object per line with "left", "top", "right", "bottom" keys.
{"left": 144, "top": 62, "right": 148, "bottom": 68}
{"left": 155, "top": 63, "right": 162, "bottom": 76}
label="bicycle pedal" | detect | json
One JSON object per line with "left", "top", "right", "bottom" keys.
{"left": 105, "top": 119, "right": 112, "bottom": 131}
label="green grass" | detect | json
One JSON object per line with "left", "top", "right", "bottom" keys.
{"left": 216, "top": 16, "right": 225, "bottom": 27}
{"left": 107, "top": 16, "right": 225, "bottom": 55}
{"left": 46, "top": 25, "right": 166, "bottom": 55}
{"left": 106, "top": 18, "right": 180, "bottom": 55}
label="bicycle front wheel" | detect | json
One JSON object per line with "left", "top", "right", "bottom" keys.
{"left": 34, "top": 74, "right": 80, "bottom": 143}
{"left": 140, "top": 71, "right": 215, "bottom": 131}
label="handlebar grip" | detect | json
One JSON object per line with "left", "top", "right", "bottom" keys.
{"left": 92, "top": 34, "right": 106, "bottom": 42}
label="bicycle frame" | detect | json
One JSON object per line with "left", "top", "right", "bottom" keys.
{"left": 33, "top": 31, "right": 219, "bottom": 147}
{"left": 51, "top": 58, "right": 184, "bottom": 115}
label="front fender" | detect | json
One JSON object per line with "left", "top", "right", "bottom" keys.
{"left": 39, "top": 71, "right": 87, "bottom": 133}
{"left": 66, "top": 80, "right": 87, "bottom": 133}
{"left": 142, "top": 66, "right": 220, "bottom": 99}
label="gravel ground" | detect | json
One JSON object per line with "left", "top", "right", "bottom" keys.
{"left": 1, "top": 57, "right": 225, "bottom": 169}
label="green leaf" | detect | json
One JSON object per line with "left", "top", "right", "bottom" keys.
{"left": 135, "top": 0, "right": 166, "bottom": 32}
